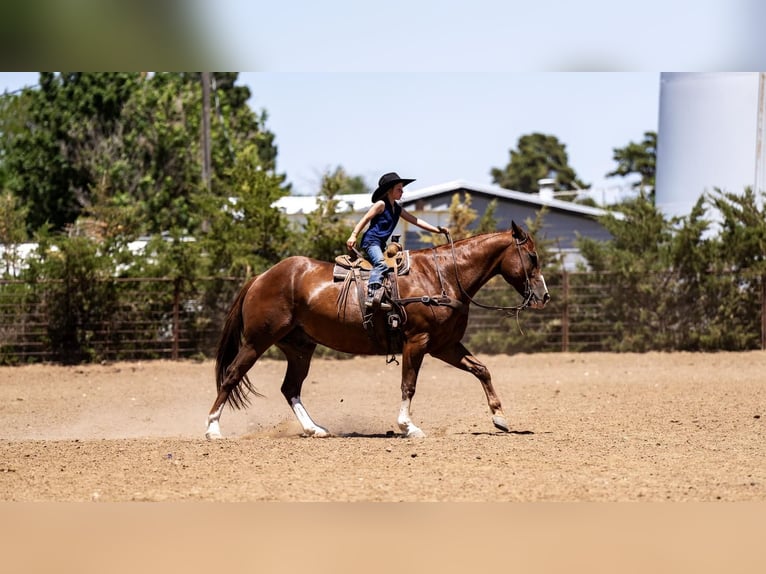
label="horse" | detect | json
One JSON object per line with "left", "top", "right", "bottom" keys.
{"left": 205, "top": 221, "right": 549, "bottom": 439}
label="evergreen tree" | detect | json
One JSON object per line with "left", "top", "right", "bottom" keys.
{"left": 0, "top": 72, "right": 284, "bottom": 240}
{"left": 607, "top": 131, "right": 657, "bottom": 199}
{"left": 1, "top": 72, "right": 142, "bottom": 231}
{"left": 290, "top": 167, "right": 355, "bottom": 261}
{"left": 491, "top": 133, "right": 588, "bottom": 193}
{"left": 577, "top": 187, "right": 766, "bottom": 351}
{"left": 200, "top": 144, "right": 290, "bottom": 277}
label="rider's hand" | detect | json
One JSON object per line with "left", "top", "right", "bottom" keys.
{"left": 438, "top": 226, "right": 449, "bottom": 235}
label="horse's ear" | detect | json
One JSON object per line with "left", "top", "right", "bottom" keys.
{"left": 511, "top": 220, "right": 526, "bottom": 241}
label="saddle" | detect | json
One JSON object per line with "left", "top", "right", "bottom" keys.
{"left": 332, "top": 241, "right": 410, "bottom": 281}
{"left": 333, "top": 238, "right": 464, "bottom": 364}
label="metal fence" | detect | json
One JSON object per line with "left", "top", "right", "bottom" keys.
{"left": 464, "top": 272, "right": 618, "bottom": 353}
{"left": 0, "top": 277, "right": 241, "bottom": 364}
{"left": 465, "top": 270, "right": 766, "bottom": 353}
{"left": 1, "top": 271, "right": 764, "bottom": 364}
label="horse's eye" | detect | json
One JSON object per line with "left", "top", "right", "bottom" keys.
{"left": 529, "top": 252, "right": 538, "bottom": 267}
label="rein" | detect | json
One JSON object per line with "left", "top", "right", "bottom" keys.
{"left": 443, "top": 231, "right": 534, "bottom": 328}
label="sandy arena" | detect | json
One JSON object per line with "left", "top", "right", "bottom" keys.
{"left": 0, "top": 352, "right": 764, "bottom": 501}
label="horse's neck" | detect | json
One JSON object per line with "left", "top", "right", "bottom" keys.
{"left": 448, "top": 232, "right": 512, "bottom": 295}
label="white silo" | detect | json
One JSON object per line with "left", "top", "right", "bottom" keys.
{"left": 655, "top": 72, "right": 766, "bottom": 218}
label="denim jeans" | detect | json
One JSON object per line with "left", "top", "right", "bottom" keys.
{"left": 364, "top": 242, "right": 388, "bottom": 293}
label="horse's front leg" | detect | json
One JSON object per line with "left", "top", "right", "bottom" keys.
{"left": 398, "top": 336, "right": 428, "bottom": 438}
{"left": 431, "top": 342, "right": 510, "bottom": 433}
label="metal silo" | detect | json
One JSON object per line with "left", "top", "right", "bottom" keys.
{"left": 655, "top": 72, "right": 766, "bottom": 218}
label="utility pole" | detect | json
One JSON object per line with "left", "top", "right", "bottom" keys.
{"left": 201, "top": 72, "right": 212, "bottom": 192}
{"left": 755, "top": 72, "right": 766, "bottom": 201}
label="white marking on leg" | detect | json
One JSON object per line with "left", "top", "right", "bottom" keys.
{"left": 397, "top": 398, "right": 426, "bottom": 438}
{"left": 205, "top": 404, "right": 225, "bottom": 439}
{"left": 290, "top": 397, "right": 330, "bottom": 437}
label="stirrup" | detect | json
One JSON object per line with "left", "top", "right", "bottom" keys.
{"left": 365, "top": 287, "right": 391, "bottom": 311}
{"left": 365, "top": 300, "right": 392, "bottom": 311}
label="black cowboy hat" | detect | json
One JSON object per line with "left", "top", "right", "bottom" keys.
{"left": 372, "top": 172, "right": 415, "bottom": 202}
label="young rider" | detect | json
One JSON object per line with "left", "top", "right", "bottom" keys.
{"left": 346, "top": 172, "right": 448, "bottom": 298}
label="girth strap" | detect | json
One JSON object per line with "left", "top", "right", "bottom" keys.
{"left": 352, "top": 267, "right": 379, "bottom": 341}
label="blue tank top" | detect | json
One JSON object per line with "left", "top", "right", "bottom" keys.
{"left": 361, "top": 201, "right": 402, "bottom": 248}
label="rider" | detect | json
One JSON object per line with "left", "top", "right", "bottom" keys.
{"left": 346, "top": 172, "right": 448, "bottom": 299}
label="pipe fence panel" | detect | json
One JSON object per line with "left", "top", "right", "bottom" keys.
{"left": 0, "top": 271, "right": 763, "bottom": 364}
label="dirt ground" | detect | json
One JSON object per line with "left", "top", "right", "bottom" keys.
{"left": 0, "top": 352, "right": 764, "bottom": 501}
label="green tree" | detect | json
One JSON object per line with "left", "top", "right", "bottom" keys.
{"left": 200, "top": 144, "right": 290, "bottom": 277}
{"left": 491, "top": 133, "right": 588, "bottom": 194}
{"left": 22, "top": 229, "right": 119, "bottom": 364}
{"left": 607, "top": 131, "right": 657, "bottom": 199}
{"left": 290, "top": 167, "right": 355, "bottom": 261}
{"left": 577, "top": 195, "right": 676, "bottom": 350}
{"left": 119, "top": 73, "right": 204, "bottom": 236}
{"left": 707, "top": 187, "right": 766, "bottom": 274}
{"left": 0, "top": 72, "right": 284, "bottom": 240}
{"left": 1, "top": 73, "right": 142, "bottom": 231}
{"left": 335, "top": 169, "right": 370, "bottom": 195}
{"left": 577, "top": 186, "right": 766, "bottom": 351}
{"left": 702, "top": 187, "right": 766, "bottom": 349}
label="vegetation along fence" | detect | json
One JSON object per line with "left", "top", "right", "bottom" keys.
{"left": 1, "top": 271, "right": 765, "bottom": 365}
{"left": 0, "top": 277, "right": 242, "bottom": 365}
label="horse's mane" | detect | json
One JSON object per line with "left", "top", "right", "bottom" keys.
{"left": 411, "top": 230, "right": 511, "bottom": 255}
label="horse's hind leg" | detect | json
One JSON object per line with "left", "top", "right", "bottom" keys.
{"left": 277, "top": 333, "right": 328, "bottom": 437}
{"left": 431, "top": 342, "right": 510, "bottom": 433}
{"left": 205, "top": 343, "right": 259, "bottom": 439}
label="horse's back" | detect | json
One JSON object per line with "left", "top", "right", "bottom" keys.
{"left": 257, "top": 256, "right": 333, "bottom": 280}
{"left": 245, "top": 256, "right": 336, "bottom": 303}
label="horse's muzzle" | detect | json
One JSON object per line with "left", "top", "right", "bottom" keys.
{"left": 528, "top": 275, "right": 550, "bottom": 309}
{"left": 528, "top": 292, "right": 549, "bottom": 309}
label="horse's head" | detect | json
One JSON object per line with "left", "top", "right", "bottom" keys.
{"left": 500, "top": 221, "right": 550, "bottom": 309}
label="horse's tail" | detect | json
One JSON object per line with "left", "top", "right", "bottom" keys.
{"left": 215, "top": 276, "right": 261, "bottom": 410}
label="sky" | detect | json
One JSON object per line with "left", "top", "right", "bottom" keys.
{"left": 0, "top": 71, "right": 660, "bottom": 203}
{"left": 239, "top": 72, "right": 659, "bottom": 199}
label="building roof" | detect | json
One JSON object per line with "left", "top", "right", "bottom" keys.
{"left": 275, "top": 179, "right": 618, "bottom": 219}
{"left": 401, "top": 179, "right": 614, "bottom": 218}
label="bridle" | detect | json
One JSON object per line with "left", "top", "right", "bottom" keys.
{"left": 443, "top": 230, "right": 536, "bottom": 318}
{"left": 388, "top": 231, "right": 538, "bottom": 333}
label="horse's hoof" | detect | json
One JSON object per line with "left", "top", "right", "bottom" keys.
{"left": 492, "top": 415, "right": 510, "bottom": 432}
{"left": 405, "top": 428, "right": 427, "bottom": 439}
{"left": 205, "top": 431, "right": 222, "bottom": 440}
{"left": 305, "top": 427, "right": 331, "bottom": 438}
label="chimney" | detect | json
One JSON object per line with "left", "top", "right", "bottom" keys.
{"left": 538, "top": 178, "right": 555, "bottom": 201}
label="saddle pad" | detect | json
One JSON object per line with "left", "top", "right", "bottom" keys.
{"left": 333, "top": 251, "right": 411, "bottom": 282}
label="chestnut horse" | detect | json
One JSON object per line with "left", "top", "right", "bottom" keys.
{"left": 205, "top": 221, "right": 549, "bottom": 439}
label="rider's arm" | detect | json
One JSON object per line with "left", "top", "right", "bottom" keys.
{"left": 346, "top": 201, "right": 385, "bottom": 248}
{"left": 400, "top": 208, "right": 448, "bottom": 234}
